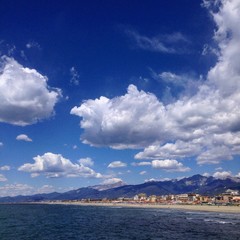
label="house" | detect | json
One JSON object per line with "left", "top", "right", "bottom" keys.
{"left": 187, "top": 193, "right": 198, "bottom": 202}
{"left": 232, "top": 196, "right": 240, "bottom": 203}
{"left": 138, "top": 193, "right": 147, "bottom": 201}
{"left": 148, "top": 195, "right": 157, "bottom": 203}
{"left": 225, "top": 189, "right": 239, "bottom": 195}
{"left": 133, "top": 195, "right": 139, "bottom": 201}
{"left": 222, "top": 193, "right": 233, "bottom": 203}
{"left": 176, "top": 194, "right": 188, "bottom": 203}
{"left": 198, "top": 195, "right": 211, "bottom": 203}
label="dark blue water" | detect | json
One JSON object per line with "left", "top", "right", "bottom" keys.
{"left": 0, "top": 204, "right": 239, "bottom": 240}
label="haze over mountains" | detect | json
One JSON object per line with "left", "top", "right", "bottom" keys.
{"left": 0, "top": 175, "right": 240, "bottom": 203}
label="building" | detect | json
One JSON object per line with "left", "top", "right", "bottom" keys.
{"left": 148, "top": 195, "right": 157, "bottom": 203}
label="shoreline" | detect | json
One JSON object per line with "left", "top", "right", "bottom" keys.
{"left": 42, "top": 201, "right": 240, "bottom": 214}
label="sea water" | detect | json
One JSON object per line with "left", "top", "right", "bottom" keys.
{"left": 0, "top": 204, "right": 239, "bottom": 239}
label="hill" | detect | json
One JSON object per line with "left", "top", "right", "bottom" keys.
{"left": 0, "top": 174, "right": 239, "bottom": 202}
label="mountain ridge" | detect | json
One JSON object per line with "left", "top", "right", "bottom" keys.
{"left": 0, "top": 174, "right": 239, "bottom": 203}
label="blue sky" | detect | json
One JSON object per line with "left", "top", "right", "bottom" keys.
{"left": 0, "top": 0, "right": 240, "bottom": 196}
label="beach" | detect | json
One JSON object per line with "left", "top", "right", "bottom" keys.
{"left": 46, "top": 201, "right": 240, "bottom": 214}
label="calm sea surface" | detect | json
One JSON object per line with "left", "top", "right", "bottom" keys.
{"left": 0, "top": 204, "right": 239, "bottom": 240}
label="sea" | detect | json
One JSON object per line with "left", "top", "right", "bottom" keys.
{"left": 0, "top": 204, "right": 239, "bottom": 240}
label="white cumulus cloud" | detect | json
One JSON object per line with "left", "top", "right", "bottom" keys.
{"left": 71, "top": 0, "right": 240, "bottom": 165}
{"left": 0, "top": 165, "right": 10, "bottom": 171}
{"left": 213, "top": 171, "right": 232, "bottom": 180}
{"left": 71, "top": 84, "right": 167, "bottom": 149}
{"left": 132, "top": 161, "right": 152, "bottom": 166}
{"left": 16, "top": 134, "right": 32, "bottom": 142}
{"left": 78, "top": 157, "right": 94, "bottom": 167}
{"left": 152, "top": 159, "right": 190, "bottom": 172}
{"left": 202, "top": 172, "right": 210, "bottom": 177}
{"left": 132, "top": 159, "right": 190, "bottom": 172}
{"left": 0, "top": 56, "right": 61, "bottom": 126}
{"left": 18, "top": 152, "right": 102, "bottom": 178}
{"left": 108, "top": 161, "right": 127, "bottom": 168}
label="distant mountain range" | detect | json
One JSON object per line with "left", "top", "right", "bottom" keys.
{"left": 1, "top": 174, "right": 240, "bottom": 203}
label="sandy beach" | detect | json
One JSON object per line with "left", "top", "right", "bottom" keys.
{"left": 47, "top": 202, "right": 240, "bottom": 214}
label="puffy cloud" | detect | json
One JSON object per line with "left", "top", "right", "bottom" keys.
{"left": 102, "top": 178, "right": 123, "bottom": 185}
{"left": 18, "top": 152, "right": 102, "bottom": 178}
{"left": 0, "top": 174, "right": 7, "bottom": 182}
{"left": 71, "top": 84, "right": 167, "bottom": 149}
{"left": 202, "top": 172, "right": 210, "bottom": 177}
{"left": 207, "top": 0, "right": 240, "bottom": 96}
{"left": 16, "top": 134, "right": 32, "bottom": 142}
{"left": 132, "top": 159, "right": 191, "bottom": 174}
{"left": 152, "top": 159, "right": 190, "bottom": 172}
{"left": 125, "top": 29, "right": 190, "bottom": 54}
{"left": 78, "top": 157, "right": 94, "bottom": 167}
{"left": 139, "top": 171, "right": 147, "bottom": 175}
{"left": 108, "top": 161, "right": 127, "bottom": 168}
{"left": 213, "top": 171, "right": 232, "bottom": 180}
{"left": 132, "top": 159, "right": 190, "bottom": 172}
{"left": 135, "top": 140, "right": 202, "bottom": 160}
{"left": 197, "top": 146, "right": 233, "bottom": 165}
{"left": 0, "top": 56, "right": 61, "bottom": 126}
{"left": 0, "top": 165, "right": 10, "bottom": 171}
{"left": 132, "top": 162, "right": 152, "bottom": 166}
{"left": 71, "top": 0, "right": 240, "bottom": 165}
{"left": 72, "top": 79, "right": 240, "bottom": 164}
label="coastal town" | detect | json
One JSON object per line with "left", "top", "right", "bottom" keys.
{"left": 58, "top": 189, "right": 240, "bottom": 206}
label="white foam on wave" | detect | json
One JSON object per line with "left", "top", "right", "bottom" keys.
{"left": 204, "top": 219, "right": 235, "bottom": 225}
